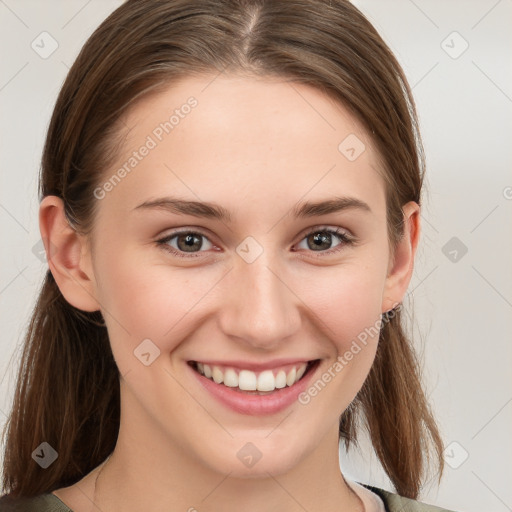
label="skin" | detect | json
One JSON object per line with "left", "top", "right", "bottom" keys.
{"left": 41, "top": 73, "right": 420, "bottom": 512}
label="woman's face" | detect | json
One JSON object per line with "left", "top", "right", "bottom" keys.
{"left": 65, "top": 73, "right": 416, "bottom": 477}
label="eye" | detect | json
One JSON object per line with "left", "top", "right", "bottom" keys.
{"left": 156, "top": 230, "right": 215, "bottom": 258}
{"left": 294, "top": 226, "right": 355, "bottom": 256}
{"left": 155, "top": 226, "right": 355, "bottom": 259}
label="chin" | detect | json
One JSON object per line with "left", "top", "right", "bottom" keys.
{"left": 199, "top": 438, "right": 305, "bottom": 479}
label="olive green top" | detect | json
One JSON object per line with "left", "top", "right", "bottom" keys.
{"left": 0, "top": 483, "right": 457, "bottom": 511}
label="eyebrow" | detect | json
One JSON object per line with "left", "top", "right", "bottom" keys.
{"left": 132, "top": 195, "right": 372, "bottom": 222}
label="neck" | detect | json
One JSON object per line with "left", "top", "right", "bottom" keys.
{"left": 94, "top": 455, "right": 363, "bottom": 512}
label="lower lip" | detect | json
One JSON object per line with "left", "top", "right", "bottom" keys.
{"left": 189, "top": 361, "right": 320, "bottom": 416}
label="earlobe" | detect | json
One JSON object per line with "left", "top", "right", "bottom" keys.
{"left": 39, "top": 195, "right": 100, "bottom": 312}
{"left": 381, "top": 201, "right": 421, "bottom": 313}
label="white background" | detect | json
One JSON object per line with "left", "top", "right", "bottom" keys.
{"left": 1, "top": 1, "right": 511, "bottom": 511}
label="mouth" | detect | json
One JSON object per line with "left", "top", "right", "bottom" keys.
{"left": 187, "top": 359, "right": 320, "bottom": 395}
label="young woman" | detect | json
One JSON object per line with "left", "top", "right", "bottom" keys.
{"left": 0, "top": 1, "right": 458, "bottom": 510}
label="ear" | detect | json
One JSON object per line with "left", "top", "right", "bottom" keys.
{"left": 39, "top": 195, "right": 100, "bottom": 312}
{"left": 381, "top": 201, "right": 421, "bottom": 313}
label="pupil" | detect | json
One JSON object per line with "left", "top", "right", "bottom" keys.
{"left": 178, "top": 233, "right": 202, "bottom": 252}
{"left": 310, "top": 232, "right": 330, "bottom": 251}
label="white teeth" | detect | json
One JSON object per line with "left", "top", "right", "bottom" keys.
{"left": 223, "top": 368, "right": 238, "bottom": 387}
{"left": 296, "top": 364, "right": 306, "bottom": 381}
{"left": 257, "top": 370, "right": 275, "bottom": 392}
{"left": 238, "top": 370, "right": 257, "bottom": 390}
{"left": 195, "top": 362, "right": 310, "bottom": 391}
{"left": 275, "top": 370, "right": 287, "bottom": 388}
{"left": 212, "top": 366, "right": 224, "bottom": 384}
{"left": 286, "top": 367, "right": 296, "bottom": 387}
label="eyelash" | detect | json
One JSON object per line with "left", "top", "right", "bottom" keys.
{"left": 155, "top": 226, "right": 356, "bottom": 259}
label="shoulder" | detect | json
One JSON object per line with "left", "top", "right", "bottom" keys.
{"left": 359, "top": 483, "right": 459, "bottom": 512}
{"left": 0, "top": 493, "right": 72, "bottom": 512}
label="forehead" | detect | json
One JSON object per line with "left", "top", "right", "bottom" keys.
{"left": 97, "top": 73, "right": 386, "bottom": 223}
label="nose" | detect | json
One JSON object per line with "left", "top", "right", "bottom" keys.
{"left": 216, "top": 251, "right": 302, "bottom": 351}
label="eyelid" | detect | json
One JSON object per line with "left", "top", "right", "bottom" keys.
{"left": 295, "top": 224, "right": 354, "bottom": 242}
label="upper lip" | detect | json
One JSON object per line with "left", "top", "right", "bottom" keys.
{"left": 189, "top": 358, "right": 319, "bottom": 372}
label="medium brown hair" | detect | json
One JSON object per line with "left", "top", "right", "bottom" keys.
{"left": 1, "top": 0, "right": 444, "bottom": 500}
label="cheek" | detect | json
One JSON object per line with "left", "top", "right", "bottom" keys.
{"left": 94, "top": 247, "right": 221, "bottom": 358}
{"left": 302, "top": 261, "right": 387, "bottom": 344}
{"left": 296, "top": 262, "right": 386, "bottom": 401}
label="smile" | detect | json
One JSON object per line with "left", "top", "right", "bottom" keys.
{"left": 189, "top": 360, "right": 319, "bottom": 395}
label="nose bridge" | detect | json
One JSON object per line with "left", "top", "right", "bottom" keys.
{"left": 218, "top": 248, "right": 301, "bottom": 348}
